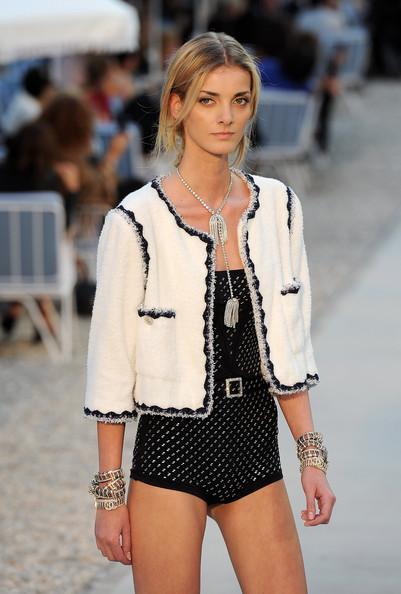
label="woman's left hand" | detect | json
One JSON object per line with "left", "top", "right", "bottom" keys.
{"left": 300, "top": 466, "right": 336, "bottom": 526}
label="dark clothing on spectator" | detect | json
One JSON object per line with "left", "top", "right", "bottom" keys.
{"left": 0, "top": 164, "right": 78, "bottom": 230}
{"left": 119, "top": 92, "right": 160, "bottom": 155}
{"left": 259, "top": 57, "right": 314, "bottom": 92}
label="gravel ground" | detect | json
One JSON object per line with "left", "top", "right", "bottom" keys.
{"left": 0, "top": 80, "right": 400, "bottom": 594}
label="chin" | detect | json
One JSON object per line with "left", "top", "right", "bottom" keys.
{"left": 208, "top": 140, "right": 238, "bottom": 154}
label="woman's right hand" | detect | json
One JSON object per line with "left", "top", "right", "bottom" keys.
{"left": 95, "top": 504, "right": 132, "bottom": 564}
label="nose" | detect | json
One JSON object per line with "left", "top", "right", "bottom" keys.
{"left": 218, "top": 102, "right": 233, "bottom": 126}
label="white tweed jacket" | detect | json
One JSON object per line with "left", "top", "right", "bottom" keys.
{"left": 83, "top": 169, "right": 320, "bottom": 423}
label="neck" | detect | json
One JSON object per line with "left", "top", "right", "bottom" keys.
{"left": 177, "top": 154, "right": 235, "bottom": 210}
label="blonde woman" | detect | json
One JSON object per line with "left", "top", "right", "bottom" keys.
{"left": 84, "top": 31, "right": 336, "bottom": 594}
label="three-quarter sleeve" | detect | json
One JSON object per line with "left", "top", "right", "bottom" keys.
{"left": 288, "top": 187, "right": 320, "bottom": 386}
{"left": 83, "top": 208, "right": 145, "bottom": 422}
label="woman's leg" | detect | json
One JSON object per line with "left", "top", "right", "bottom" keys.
{"left": 127, "top": 479, "right": 208, "bottom": 594}
{"left": 209, "top": 478, "right": 308, "bottom": 594}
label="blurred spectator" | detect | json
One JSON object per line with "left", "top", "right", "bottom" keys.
{"left": 0, "top": 121, "right": 79, "bottom": 232}
{"left": 1, "top": 67, "right": 55, "bottom": 137}
{"left": 253, "top": 0, "right": 285, "bottom": 16}
{"left": 368, "top": 0, "right": 401, "bottom": 77}
{"left": 296, "top": 0, "right": 347, "bottom": 38}
{"left": 208, "top": 0, "right": 256, "bottom": 45}
{"left": 255, "top": 15, "right": 318, "bottom": 91}
{"left": 114, "top": 51, "right": 143, "bottom": 78}
{"left": 40, "top": 92, "right": 127, "bottom": 207}
{"left": 84, "top": 55, "right": 134, "bottom": 122}
{"left": 340, "top": 0, "right": 366, "bottom": 25}
{"left": 117, "top": 23, "right": 182, "bottom": 155}
{"left": 279, "top": 31, "right": 319, "bottom": 90}
{"left": 0, "top": 120, "right": 80, "bottom": 342}
{"left": 314, "top": 42, "right": 348, "bottom": 151}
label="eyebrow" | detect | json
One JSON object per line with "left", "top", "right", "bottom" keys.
{"left": 199, "top": 90, "right": 251, "bottom": 97}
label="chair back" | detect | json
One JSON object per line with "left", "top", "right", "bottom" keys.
{"left": 0, "top": 192, "right": 66, "bottom": 295}
{"left": 255, "top": 90, "right": 318, "bottom": 159}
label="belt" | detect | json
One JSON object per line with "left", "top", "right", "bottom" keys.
{"left": 214, "top": 373, "right": 267, "bottom": 398}
{"left": 225, "top": 376, "right": 243, "bottom": 398}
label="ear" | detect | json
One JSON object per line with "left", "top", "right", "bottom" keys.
{"left": 169, "top": 92, "right": 182, "bottom": 120}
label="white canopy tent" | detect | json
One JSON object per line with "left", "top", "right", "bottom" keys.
{"left": 0, "top": 0, "right": 140, "bottom": 64}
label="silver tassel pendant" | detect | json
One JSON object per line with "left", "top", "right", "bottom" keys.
{"left": 209, "top": 213, "right": 227, "bottom": 244}
{"left": 224, "top": 297, "right": 239, "bottom": 328}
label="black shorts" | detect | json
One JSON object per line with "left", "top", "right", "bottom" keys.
{"left": 130, "top": 375, "right": 283, "bottom": 506}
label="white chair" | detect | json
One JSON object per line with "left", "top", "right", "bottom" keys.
{"left": 320, "top": 27, "right": 370, "bottom": 89}
{"left": 249, "top": 89, "right": 319, "bottom": 191}
{"left": 0, "top": 192, "right": 77, "bottom": 362}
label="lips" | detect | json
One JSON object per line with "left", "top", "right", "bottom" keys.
{"left": 212, "top": 132, "right": 235, "bottom": 138}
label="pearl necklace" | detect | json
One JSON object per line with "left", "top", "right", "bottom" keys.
{"left": 175, "top": 167, "right": 239, "bottom": 328}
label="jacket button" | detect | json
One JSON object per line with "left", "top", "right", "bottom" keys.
{"left": 144, "top": 316, "right": 153, "bottom": 325}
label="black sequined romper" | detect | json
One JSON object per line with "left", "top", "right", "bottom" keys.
{"left": 130, "top": 268, "right": 283, "bottom": 504}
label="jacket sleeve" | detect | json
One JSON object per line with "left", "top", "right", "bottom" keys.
{"left": 288, "top": 186, "right": 320, "bottom": 388}
{"left": 83, "top": 208, "right": 145, "bottom": 422}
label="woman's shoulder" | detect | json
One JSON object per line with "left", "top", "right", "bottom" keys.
{"left": 245, "top": 171, "right": 293, "bottom": 201}
{"left": 114, "top": 178, "right": 160, "bottom": 214}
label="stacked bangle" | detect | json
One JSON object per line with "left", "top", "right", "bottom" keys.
{"left": 88, "top": 467, "right": 126, "bottom": 510}
{"left": 296, "top": 431, "right": 328, "bottom": 474}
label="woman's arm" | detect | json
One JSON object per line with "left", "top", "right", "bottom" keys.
{"left": 84, "top": 208, "right": 145, "bottom": 422}
{"left": 278, "top": 388, "right": 336, "bottom": 527}
{"left": 94, "top": 420, "right": 132, "bottom": 565}
{"left": 97, "top": 422, "right": 125, "bottom": 475}
{"left": 276, "top": 389, "right": 314, "bottom": 441}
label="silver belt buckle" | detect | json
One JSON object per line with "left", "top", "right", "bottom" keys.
{"left": 225, "top": 377, "right": 243, "bottom": 398}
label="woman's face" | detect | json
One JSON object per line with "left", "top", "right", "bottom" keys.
{"left": 171, "top": 64, "right": 253, "bottom": 159}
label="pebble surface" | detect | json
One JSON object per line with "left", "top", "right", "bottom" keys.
{"left": 0, "top": 81, "right": 400, "bottom": 594}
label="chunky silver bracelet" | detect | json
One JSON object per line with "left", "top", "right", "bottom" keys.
{"left": 94, "top": 495, "right": 126, "bottom": 510}
{"left": 94, "top": 468, "right": 124, "bottom": 483}
{"left": 300, "top": 456, "right": 328, "bottom": 474}
{"left": 296, "top": 431, "right": 329, "bottom": 474}
{"left": 89, "top": 467, "right": 126, "bottom": 510}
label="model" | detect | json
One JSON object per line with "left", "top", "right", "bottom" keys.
{"left": 84, "top": 31, "right": 336, "bottom": 594}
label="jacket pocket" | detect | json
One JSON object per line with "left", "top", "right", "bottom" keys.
{"left": 135, "top": 305, "right": 177, "bottom": 378}
{"left": 137, "top": 306, "right": 176, "bottom": 319}
{"left": 280, "top": 278, "right": 305, "bottom": 354}
{"left": 280, "top": 277, "right": 301, "bottom": 295}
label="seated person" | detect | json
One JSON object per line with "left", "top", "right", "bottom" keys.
{"left": 1, "top": 67, "right": 55, "bottom": 137}
{"left": 0, "top": 120, "right": 80, "bottom": 341}
{"left": 259, "top": 30, "right": 319, "bottom": 92}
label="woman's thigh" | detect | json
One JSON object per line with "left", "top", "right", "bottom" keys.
{"left": 209, "top": 478, "right": 308, "bottom": 594}
{"left": 127, "top": 479, "right": 208, "bottom": 594}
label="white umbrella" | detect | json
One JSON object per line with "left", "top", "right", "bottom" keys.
{"left": 0, "top": 0, "right": 140, "bottom": 64}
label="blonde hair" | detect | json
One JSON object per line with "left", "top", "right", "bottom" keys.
{"left": 153, "top": 31, "right": 261, "bottom": 168}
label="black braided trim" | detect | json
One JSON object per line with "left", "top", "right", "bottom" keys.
{"left": 286, "top": 185, "right": 293, "bottom": 232}
{"left": 137, "top": 307, "right": 176, "bottom": 318}
{"left": 242, "top": 175, "right": 320, "bottom": 395}
{"left": 115, "top": 204, "right": 150, "bottom": 285}
{"left": 129, "top": 177, "right": 215, "bottom": 418}
{"left": 281, "top": 278, "right": 302, "bottom": 295}
{"left": 83, "top": 407, "right": 138, "bottom": 422}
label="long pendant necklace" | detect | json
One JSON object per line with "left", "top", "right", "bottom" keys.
{"left": 176, "top": 166, "right": 240, "bottom": 328}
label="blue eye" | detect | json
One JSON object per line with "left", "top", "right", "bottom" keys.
{"left": 199, "top": 97, "right": 213, "bottom": 105}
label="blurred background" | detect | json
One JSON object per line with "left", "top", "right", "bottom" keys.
{"left": 0, "top": 1, "right": 400, "bottom": 593}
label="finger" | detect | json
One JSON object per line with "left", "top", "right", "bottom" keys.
{"left": 100, "top": 543, "right": 116, "bottom": 561}
{"left": 317, "top": 496, "right": 335, "bottom": 523}
{"left": 304, "top": 496, "right": 334, "bottom": 526}
{"left": 121, "top": 523, "right": 132, "bottom": 563}
{"left": 305, "top": 491, "right": 317, "bottom": 521}
{"left": 111, "top": 541, "right": 131, "bottom": 565}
